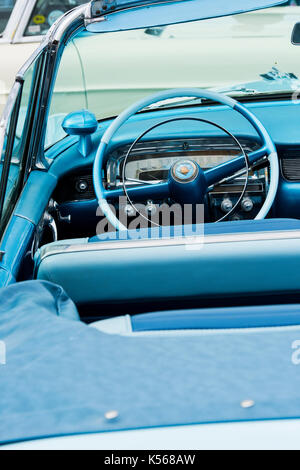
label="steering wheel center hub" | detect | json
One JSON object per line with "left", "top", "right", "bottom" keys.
{"left": 169, "top": 159, "right": 207, "bottom": 204}
{"left": 171, "top": 160, "right": 199, "bottom": 183}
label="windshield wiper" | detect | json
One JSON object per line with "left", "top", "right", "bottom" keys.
{"left": 142, "top": 67, "right": 300, "bottom": 112}
{"left": 142, "top": 96, "right": 207, "bottom": 111}
{"left": 141, "top": 90, "right": 277, "bottom": 112}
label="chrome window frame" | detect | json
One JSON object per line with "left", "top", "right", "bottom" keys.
{"left": 0, "top": 40, "right": 48, "bottom": 231}
{"left": 31, "top": 4, "right": 87, "bottom": 167}
{"left": 0, "top": 81, "right": 22, "bottom": 229}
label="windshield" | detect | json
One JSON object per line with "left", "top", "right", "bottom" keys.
{"left": 46, "top": 5, "right": 300, "bottom": 149}
{"left": 0, "top": 0, "right": 15, "bottom": 36}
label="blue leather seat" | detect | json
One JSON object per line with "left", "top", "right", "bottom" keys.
{"left": 89, "top": 218, "right": 300, "bottom": 243}
{"left": 35, "top": 218, "right": 300, "bottom": 305}
{"left": 35, "top": 219, "right": 300, "bottom": 304}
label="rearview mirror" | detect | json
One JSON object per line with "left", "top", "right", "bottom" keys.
{"left": 62, "top": 110, "right": 98, "bottom": 158}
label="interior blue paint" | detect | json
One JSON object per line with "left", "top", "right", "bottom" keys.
{"left": 131, "top": 304, "right": 300, "bottom": 331}
{"left": 0, "top": 266, "right": 15, "bottom": 286}
{"left": 47, "top": 100, "right": 300, "bottom": 181}
{"left": 0, "top": 171, "right": 58, "bottom": 288}
{"left": 0, "top": 216, "right": 34, "bottom": 286}
{"left": 46, "top": 135, "right": 78, "bottom": 161}
{"left": 274, "top": 176, "right": 300, "bottom": 219}
{"left": 14, "top": 171, "right": 57, "bottom": 226}
{"left": 86, "top": 0, "right": 286, "bottom": 33}
{"left": 2, "top": 278, "right": 300, "bottom": 445}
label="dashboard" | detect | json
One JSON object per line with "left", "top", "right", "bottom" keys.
{"left": 54, "top": 136, "right": 270, "bottom": 232}
{"left": 45, "top": 99, "right": 300, "bottom": 241}
{"left": 106, "top": 136, "right": 268, "bottom": 222}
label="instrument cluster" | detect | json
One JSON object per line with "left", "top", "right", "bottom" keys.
{"left": 106, "top": 137, "right": 269, "bottom": 222}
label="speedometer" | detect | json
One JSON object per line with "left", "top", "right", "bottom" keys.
{"left": 106, "top": 137, "right": 260, "bottom": 186}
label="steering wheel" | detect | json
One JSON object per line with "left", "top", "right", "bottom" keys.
{"left": 93, "top": 88, "right": 279, "bottom": 231}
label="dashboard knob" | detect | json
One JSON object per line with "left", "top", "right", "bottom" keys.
{"left": 241, "top": 197, "right": 254, "bottom": 212}
{"left": 124, "top": 204, "right": 136, "bottom": 217}
{"left": 76, "top": 179, "right": 88, "bottom": 193}
{"left": 221, "top": 198, "right": 233, "bottom": 213}
{"left": 146, "top": 200, "right": 157, "bottom": 215}
{"left": 231, "top": 215, "right": 241, "bottom": 221}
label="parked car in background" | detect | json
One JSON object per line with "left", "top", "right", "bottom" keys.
{"left": 0, "top": 0, "right": 87, "bottom": 112}
{"left": 44, "top": 5, "right": 300, "bottom": 148}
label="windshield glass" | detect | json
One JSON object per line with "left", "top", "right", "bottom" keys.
{"left": 0, "top": 0, "right": 15, "bottom": 36}
{"left": 46, "top": 4, "right": 300, "bottom": 149}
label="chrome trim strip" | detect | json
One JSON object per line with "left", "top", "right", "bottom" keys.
{"left": 0, "top": 83, "right": 21, "bottom": 160}
{"left": 48, "top": 5, "right": 87, "bottom": 43}
{"left": 16, "top": 43, "right": 46, "bottom": 81}
{"left": 37, "top": 229, "right": 300, "bottom": 264}
{"left": 0, "top": 82, "right": 21, "bottom": 129}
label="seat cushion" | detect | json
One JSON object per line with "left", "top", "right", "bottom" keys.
{"left": 89, "top": 218, "right": 300, "bottom": 243}
{"left": 35, "top": 217, "right": 300, "bottom": 305}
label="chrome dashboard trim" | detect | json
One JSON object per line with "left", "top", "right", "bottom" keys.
{"left": 47, "top": 5, "right": 86, "bottom": 43}
{"left": 107, "top": 137, "right": 260, "bottom": 187}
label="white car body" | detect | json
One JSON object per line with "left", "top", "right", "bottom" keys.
{"left": 1, "top": 1, "right": 42, "bottom": 112}
{"left": 0, "top": 0, "right": 86, "bottom": 113}
{"left": 3, "top": 419, "right": 300, "bottom": 450}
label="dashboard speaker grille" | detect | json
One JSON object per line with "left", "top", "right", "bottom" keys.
{"left": 282, "top": 152, "right": 300, "bottom": 182}
{"left": 54, "top": 173, "right": 95, "bottom": 203}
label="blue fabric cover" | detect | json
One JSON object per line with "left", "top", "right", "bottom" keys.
{"left": 2, "top": 280, "right": 300, "bottom": 444}
{"left": 132, "top": 305, "right": 300, "bottom": 331}
{"left": 89, "top": 218, "right": 300, "bottom": 242}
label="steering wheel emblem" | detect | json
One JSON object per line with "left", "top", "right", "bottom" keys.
{"left": 180, "top": 166, "right": 189, "bottom": 175}
{"left": 172, "top": 160, "right": 199, "bottom": 183}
